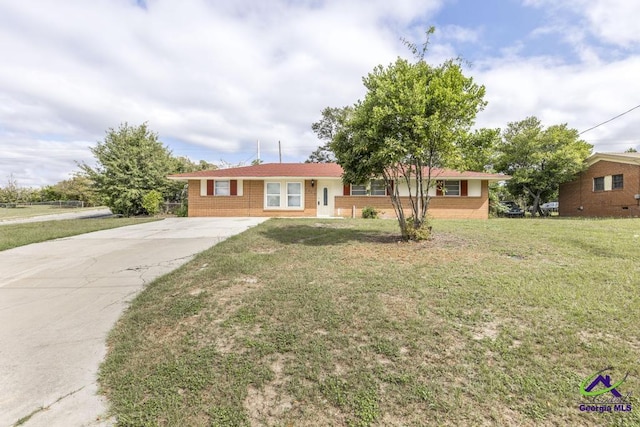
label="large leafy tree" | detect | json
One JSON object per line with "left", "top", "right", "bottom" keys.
{"left": 331, "top": 32, "right": 486, "bottom": 240}
{"left": 306, "top": 106, "right": 351, "bottom": 163}
{"left": 494, "top": 116, "right": 592, "bottom": 215}
{"left": 81, "top": 123, "right": 177, "bottom": 216}
{"left": 172, "top": 156, "right": 216, "bottom": 173}
{"left": 455, "top": 128, "right": 500, "bottom": 172}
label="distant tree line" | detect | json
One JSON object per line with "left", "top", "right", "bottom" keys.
{"left": 308, "top": 109, "right": 592, "bottom": 220}
{"left": 0, "top": 174, "right": 42, "bottom": 204}
{"left": 1, "top": 122, "right": 217, "bottom": 216}
{"left": 0, "top": 174, "right": 102, "bottom": 206}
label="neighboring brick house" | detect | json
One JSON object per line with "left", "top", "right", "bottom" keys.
{"left": 559, "top": 152, "right": 640, "bottom": 217}
{"left": 168, "top": 163, "right": 508, "bottom": 219}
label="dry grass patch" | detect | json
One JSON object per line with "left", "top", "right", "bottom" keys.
{"left": 244, "top": 355, "right": 295, "bottom": 425}
{"left": 101, "top": 218, "right": 640, "bottom": 426}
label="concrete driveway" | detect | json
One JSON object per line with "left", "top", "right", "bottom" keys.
{"left": 0, "top": 217, "right": 267, "bottom": 427}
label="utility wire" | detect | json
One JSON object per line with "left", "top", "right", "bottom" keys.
{"left": 579, "top": 103, "right": 640, "bottom": 135}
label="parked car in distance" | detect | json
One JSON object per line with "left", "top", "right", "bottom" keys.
{"left": 498, "top": 201, "right": 525, "bottom": 218}
{"left": 541, "top": 201, "right": 559, "bottom": 213}
{"left": 529, "top": 201, "right": 559, "bottom": 215}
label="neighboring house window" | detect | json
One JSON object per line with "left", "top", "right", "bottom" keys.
{"left": 613, "top": 174, "right": 623, "bottom": 190}
{"left": 215, "top": 180, "right": 230, "bottom": 196}
{"left": 593, "top": 177, "right": 604, "bottom": 192}
{"left": 351, "top": 184, "right": 367, "bottom": 195}
{"left": 266, "top": 183, "right": 281, "bottom": 207}
{"left": 287, "top": 182, "right": 302, "bottom": 207}
{"left": 443, "top": 180, "right": 460, "bottom": 196}
{"left": 370, "top": 179, "right": 386, "bottom": 196}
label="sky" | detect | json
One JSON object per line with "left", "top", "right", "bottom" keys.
{"left": 1, "top": 0, "right": 640, "bottom": 187}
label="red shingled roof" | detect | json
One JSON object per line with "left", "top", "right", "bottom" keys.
{"left": 168, "top": 163, "right": 344, "bottom": 179}
{"left": 168, "top": 163, "right": 509, "bottom": 180}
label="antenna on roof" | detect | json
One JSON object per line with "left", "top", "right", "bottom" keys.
{"left": 257, "top": 139, "right": 260, "bottom": 163}
{"left": 279, "top": 140, "right": 282, "bottom": 163}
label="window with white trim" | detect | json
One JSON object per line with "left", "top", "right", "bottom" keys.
{"left": 287, "top": 182, "right": 302, "bottom": 207}
{"left": 266, "top": 182, "right": 280, "bottom": 207}
{"left": 214, "top": 180, "right": 230, "bottom": 196}
{"left": 370, "top": 179, "right": 386, "bottom": 196}
{"left": 265, "top": 181, "right": 304, "bottom": 209}
{"left": 351, "top": 184, "right": 367, "bottom": 195}
{"left": 443, "top": 180, "right": 460, "bottom": 196}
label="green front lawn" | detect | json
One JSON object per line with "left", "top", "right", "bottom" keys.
{"left": 100, "top": 218, "right": 640, "bottom": 426}
{"left": 0, "top": 217, "right": 159, "bottom": 251}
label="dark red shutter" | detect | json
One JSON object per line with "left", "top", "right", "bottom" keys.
{"left": 343, "top": 184, "right": 350, "bottom": 196}
{"left": 461, "top": 180, "right": 468, "bottom": 197}
{"left": 207, "top": 180, "right": 214, "bottom": 196}
{"left": 436, "top": 180, "right": 443, "bottom": 196}
{"left": 230, "top": 180, "right": 237, "bottom": 196}
{"left": 387, "top": 181, "right": 394, "bottom": 196}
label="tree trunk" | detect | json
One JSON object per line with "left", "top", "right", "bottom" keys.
{"left": 523, "top": 185, "right": 543, "bottom": 217}
{"left": 384, "top": 169, "right": 409, "bottom": 240}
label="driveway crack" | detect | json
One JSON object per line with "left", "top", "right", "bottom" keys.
{"left": 122, "top": 255, "right": 194, "bottom": 274}
{"left": 12, "top": 386, "right": 85, "bottom": 426}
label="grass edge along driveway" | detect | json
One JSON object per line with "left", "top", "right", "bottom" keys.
{"left": 100, "top": 218, "right": 640, "bottom": 426}
{"left": 0, "top": 217, "right": 159, "bottom": 251}
{"left": 0, "top": 205, "right": 104, "bottom": 220}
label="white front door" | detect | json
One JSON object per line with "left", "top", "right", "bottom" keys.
{"left": 316, "top": 180, "right": 337, "bottom": 217}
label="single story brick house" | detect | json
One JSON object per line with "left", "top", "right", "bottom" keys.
{"left": 168, "top": 163, "right": 508, "bottom": 219}
{"left": 559, "top": 152, "right": 640, "bottom": 217}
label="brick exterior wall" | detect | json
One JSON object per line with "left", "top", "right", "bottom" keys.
{"left": 188, "top": 180, "right": 318, "bottom": 217}
{"left": 335, "top": 181, "right": 490, "bottom": 219}
{"left": 559, "top": 160, "right": 640, "bottom": 217}
{"left": 187, "top": 179, "right": 490, "bottom": 218}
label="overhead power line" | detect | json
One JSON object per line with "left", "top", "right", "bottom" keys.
{"left": 579, "top": 103, "right": 640, "bottom": 135}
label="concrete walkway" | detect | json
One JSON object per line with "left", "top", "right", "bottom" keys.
{"left": 0, "top": 217, "right": 267, "bottom": 427}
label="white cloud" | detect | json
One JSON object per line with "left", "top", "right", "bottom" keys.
{"left": 440, "top": 25, "right": 482, "bottom": 44}
{"left": 580, "top": 0, "right": 640, "bottom": 47}
{"left": 0, "top": 0, "right": 639, "bottom": 187}
{"left": 472, "top": 55, "right": 640, "bottom": 151}
{"left": 2, "top": 0, "right": 446, "bottom": 185}
{"left": 524, "top": 0, "right": 640, "bottom": 48}
{"left": 0, "top": 139, "right": 95, "bottom": 187}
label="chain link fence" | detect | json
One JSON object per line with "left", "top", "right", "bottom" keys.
{"left": 0, "top": 200, "right": 86, "bottom": 208}
{"left": 161, "top": 202, "right": 185, "bottom": 215}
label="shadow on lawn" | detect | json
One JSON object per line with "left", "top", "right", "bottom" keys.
{"left": 259, "top": 224, "right": 399, "bottom": 246}
{"left": 564, "top": 237, "right": 635, "bottom": 260}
